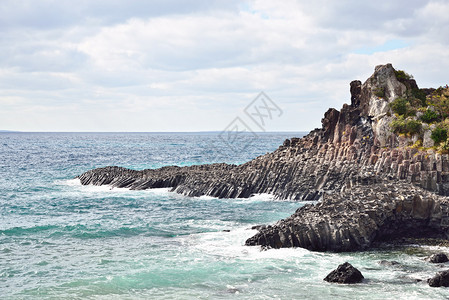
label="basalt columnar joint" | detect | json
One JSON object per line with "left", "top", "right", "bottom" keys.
{"left": 245, "top": 181, "right": 449, "bottom": 251}
{"left": 77, "top": 64, "right": 449, "bottom": 252}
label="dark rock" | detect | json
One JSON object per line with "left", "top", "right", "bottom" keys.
{"left": 428, "top": 270, "right": 449, "bottom": 287}
{"left": 251, "top": 225, "right": 266, "bottom": 231}
{"left": 245, "top": 182, "right": 449, "bottom": 251}
{"left": 350, "top": 80, "right": 362, "bottom": 108}
{"left": 429, "top": 253, "right": 449, "bottom": 263}
{"left": 324, "top": 262, "right": 364, "bottom": 284}
{"left": 321, "top": 108, "right": 340, "bottom": 142}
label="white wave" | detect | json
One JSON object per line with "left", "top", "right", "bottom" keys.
{"left": 57, "top": 178, "right": 81, "bottom": 186}
{"left": 194, "top": 193, "right": 276, "bottom": 202}
{"left": 183, "top": 226, "right": 316, "bottom": 262}
{"left": 146, "top": 187, "right": 173, "bottom": 195}
{"left": 56, "top": 179, "right": 174, "bottom": 195}
{"left": 416, "top": 244, "right": 449, "bottom": 252}
{"left": 248, "top": 193, "right": 275, "bottom": 201}
{"left": 196, "top": 194, "right": 275, "bottom": 201}
{"left": 196, "top": 195, "right": 216, "bottom": 200}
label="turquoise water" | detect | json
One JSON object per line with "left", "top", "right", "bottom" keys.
{"left": 1, "top": 132, "right": 449, "bottom": 299}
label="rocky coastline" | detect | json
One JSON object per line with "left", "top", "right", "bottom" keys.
{"left": 77, "top": 64, "right": 449, "bottom": 254}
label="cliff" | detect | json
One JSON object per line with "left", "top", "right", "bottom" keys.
{"left": 77, "top": 64, "right": 449, "bottom": 251}
{"left": 78, "top": 64, "right": 449, "bottom": 199}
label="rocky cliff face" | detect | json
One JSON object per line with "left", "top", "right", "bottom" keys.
{"left": 77, "top": 64, "right": 449, "bottom": 251}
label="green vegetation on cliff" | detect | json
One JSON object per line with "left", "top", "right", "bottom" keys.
{"left": 394, "top": 69, "right": 413, "bottom": 81}
{"left": 387, "top": 69, "right": 449, "bottom": 151}
{"left": 390, "top": 117, "right": 422, "bottom": 135}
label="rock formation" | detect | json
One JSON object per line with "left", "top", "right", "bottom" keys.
{"left": 78, "top": 64, "right": 449, "bottom": 199}
{"left": 429, "top": 253, "right": 449, "bottom": 263}
{"left": 77, "top": 64, "right": 449, "bottom": 252}
{"left": 428, "top": 270, "right": 449, "bottom": 287}
{"left": 245, "top": 181, "right": 449, "bottom": 251}
{"left": 323, "top": 262, "right": 364, "bottom": 284}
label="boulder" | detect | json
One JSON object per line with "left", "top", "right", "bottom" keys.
{"left": 428, "top": 270, "right": 449, "bottom": 287}
{"left": 429, "top": 253, "right": 449, "bottom": 263}
{"left": 324, "top": 262, "right": 364, "bottom": 284}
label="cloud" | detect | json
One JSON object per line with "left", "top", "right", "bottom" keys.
{"left": 0, "top": 0, "right": 449, "bottom": 131}
{"left": 0, "top": 0, "right": 242, "bottom": 29}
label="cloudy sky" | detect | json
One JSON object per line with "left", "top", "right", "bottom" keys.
{"left": 1, "top": 0, "right": 448, "bottom": 132}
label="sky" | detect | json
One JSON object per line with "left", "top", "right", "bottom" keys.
{"left": 1, "top": 0, "right": 449, "bottom": 132}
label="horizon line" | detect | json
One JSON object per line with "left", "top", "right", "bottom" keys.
{"left": 0, "top": 130, "right": 312, "bottom": 133}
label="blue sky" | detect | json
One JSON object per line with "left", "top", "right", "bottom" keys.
{"left": 1, "top": 0, "right": 449, "bottom": 132}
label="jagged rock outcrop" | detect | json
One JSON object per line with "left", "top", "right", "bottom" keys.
{"left": 77, "top": 64, "right": 449, "bottom": 252}
{"left": 245, "top": 181, "right": 449, "bottom": 251}
{"left": 324, "top": 262, "right": 364, "bottom": 284}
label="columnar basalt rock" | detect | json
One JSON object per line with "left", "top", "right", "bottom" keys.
{"left": 77, "top": 64, "right": 449, "bottom": 251}
{"left": 245, "top": 181, "right": 449, "bottom": 251}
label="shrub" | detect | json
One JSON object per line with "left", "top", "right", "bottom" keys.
{"left": 411, "top": 88, "right": 427, "bottom": 106}
{"left": 433, "top": 87, "right": 444, "bottom": 97}
{"left": 442, "top": 140, "right": 449, "bottom": 152}
{"left": 431, "top": 126, "right": 448, "bottom": 144}
{"left": 412, "top": 139, "right": 423, "bottom": 149}
{"left": 390, "top": 97, "right": 408, "bottom": 115}
{"left": 428, "top": 91, "right": 449, "bottom": 119}
{"left": 394, "top": 69, "right": 413, "bottom": 81}
{"left": 391, "top": 118, "right": 406, "bottom": 134}
{"left": 405, "top": 120, "right": 422, "bottom": 135}
{"left": 420, "top": 109, "right": 440, "bottom": 123}
{"left": 406, "top": 105, "right": 417, "bottom": 117}
{"left": 407, "top": 96, "right": 424, "bottom": 108}
{"left": 390, "top": 117, "right": 421, "bottom": 135}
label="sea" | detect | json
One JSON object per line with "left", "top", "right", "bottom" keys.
{"left": 1, "top": 132, "right": 449, "bottom": 299}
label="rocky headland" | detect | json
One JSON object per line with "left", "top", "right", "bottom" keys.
{"left": 77, "top": 64, "right": 449, "bottom": 252}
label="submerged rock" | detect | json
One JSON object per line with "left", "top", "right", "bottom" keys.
{"left": 428, "top": 270, "right": 449, "bottom": 287}
{"left": 378, "top": 260, "right": 401, "bottom": 267}
{"left": 324, "top": 262, "right": 364, "bottom": 284}
{"left": 429, "top": 253, "right": 449, "bottom": 263}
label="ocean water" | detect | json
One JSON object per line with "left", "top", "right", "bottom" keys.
{"left": 1, "top": 132, "right": 449, "bottom": 299}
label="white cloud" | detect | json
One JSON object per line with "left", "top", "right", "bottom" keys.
{"left": 0, "top": 0, "right": 449, "bottom": 132}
